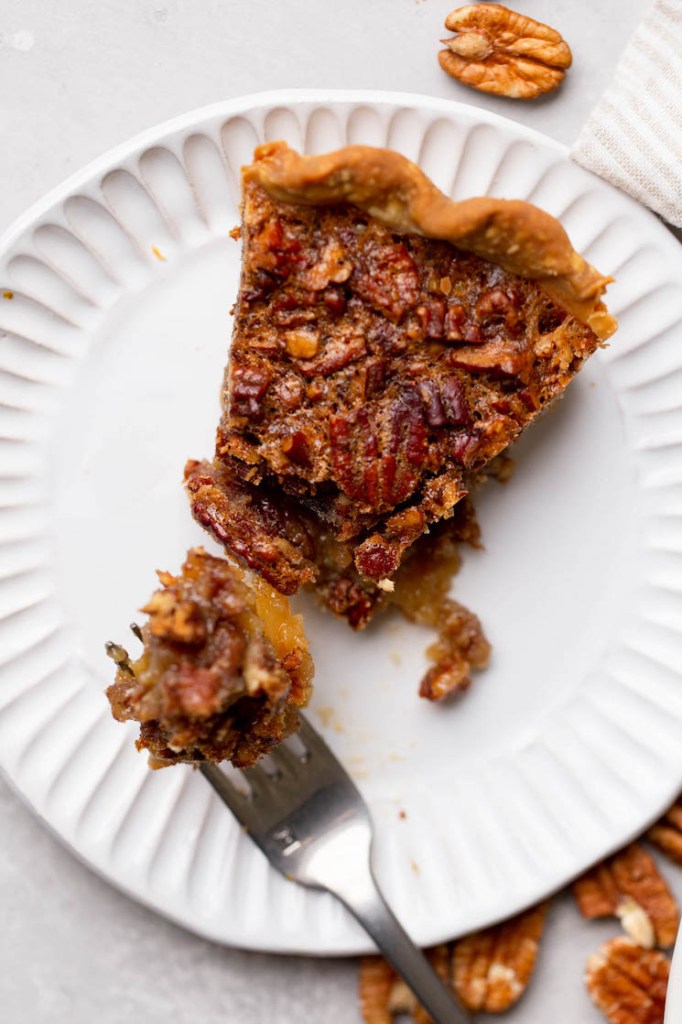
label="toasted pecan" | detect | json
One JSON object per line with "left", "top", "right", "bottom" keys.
{"left": 573, "top": 844, "right": 679, "bottom": 948}
{"left": 358, "top": 947, "right": 453, "bottom": 1024}
{"left": 452, "top": 902, "right": 548, "bottom": 1012}
{"left": 585, "top": 937, "right": 669, "bottom": 1024}
{"left": 359, "top": 956, "right": 395, "bottom": 1024}
{"left": 439, "top": 4, "right": 572, "bottom": 100}
{"left": 648, "top": 798, "right": 682, "bottom": 869}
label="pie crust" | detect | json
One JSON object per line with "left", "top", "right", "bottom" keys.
{"left": 186, "top": 142, "right": 615, "bottom": 600}
{"left": 249, "top": 142, "right": 616, "bottom": 340}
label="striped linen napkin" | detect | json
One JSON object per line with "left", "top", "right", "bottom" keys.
{"left": 571, "top": 0, "right": 682, "bottom": 228}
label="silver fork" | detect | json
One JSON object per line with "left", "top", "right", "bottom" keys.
{"left": 200, "top": 714, "right": 469, "bottom": 1023}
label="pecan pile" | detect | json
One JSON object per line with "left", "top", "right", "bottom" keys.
{"left": 439, "top": 4, "right": 572, "bottom": 99}
{"left": 357, "top": 797, "right": 682, "bottom": 1022}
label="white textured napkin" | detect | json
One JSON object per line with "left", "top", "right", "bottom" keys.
{"left": 572, "top": 0, "right": 682, "bottom": 228}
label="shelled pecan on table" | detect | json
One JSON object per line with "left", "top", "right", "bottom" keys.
{"left": 439, "top": 4, "right": 572, "bottom": 99}
{"left": 357, "top": 796, "right": 682, "bottom": 1023}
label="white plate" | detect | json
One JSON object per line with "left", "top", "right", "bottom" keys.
{"left": 1, "top": 90, "right": 682, "bottom": 956}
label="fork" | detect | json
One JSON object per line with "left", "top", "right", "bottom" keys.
{"left": 200, "top": 714, "right": 470, "bottom": 1023}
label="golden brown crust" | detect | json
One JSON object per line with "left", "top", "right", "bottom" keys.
{"left": 248, "top": 142, "right": 616, "bottom": 341}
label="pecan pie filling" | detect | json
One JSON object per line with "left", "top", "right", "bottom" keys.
{"left": 187, "top": 143, "right": 613, "bottom": 612}
{"left": 106, "top": 548, "right": 312, "bottom": 767}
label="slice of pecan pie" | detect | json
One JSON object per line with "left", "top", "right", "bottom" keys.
{"left": 187, "top": 142, "right": 616, "bottom": 625}
{"left": 106, "top": 547, "right": 313, "bottom": 767}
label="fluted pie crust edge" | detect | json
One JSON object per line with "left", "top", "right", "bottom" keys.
{"left": 248, "top": 141, "right": 616, "bottom": 341}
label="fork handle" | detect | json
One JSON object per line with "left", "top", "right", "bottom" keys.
{"left": 337, "top": 868, "right": 470, "bottom": 1023}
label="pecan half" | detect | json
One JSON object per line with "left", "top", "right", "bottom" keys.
{"left": 573, "top": 843, "right": 679, "bottom": 949}
{"left": 439, "top": 4, "right": 572, "bottom": 99}
{"left": 330, "top": 389, "right": 428, "bottom": 511}
{"left": 452, "top": 902, "right": 548, "bottom": 1012}
{"left": 358, "top": 947, "right": 452, "bottom": 1024}
{"left": 184, "top": 458, "right": 317, "bottom": 595}
{"left": 585, "top": 938, "right": 669, "bottom": 1024}
{"left": 446, "top": 338, "right": 531, "bottom": 380}
{"left": 648, "top": 798, "right": 682, "bottom": 868}
{"left": 358, "top": 956, "right": 394, "bottom": 1024}
{"left": 353, "top": 240, "right": 420, "bottom": 321}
